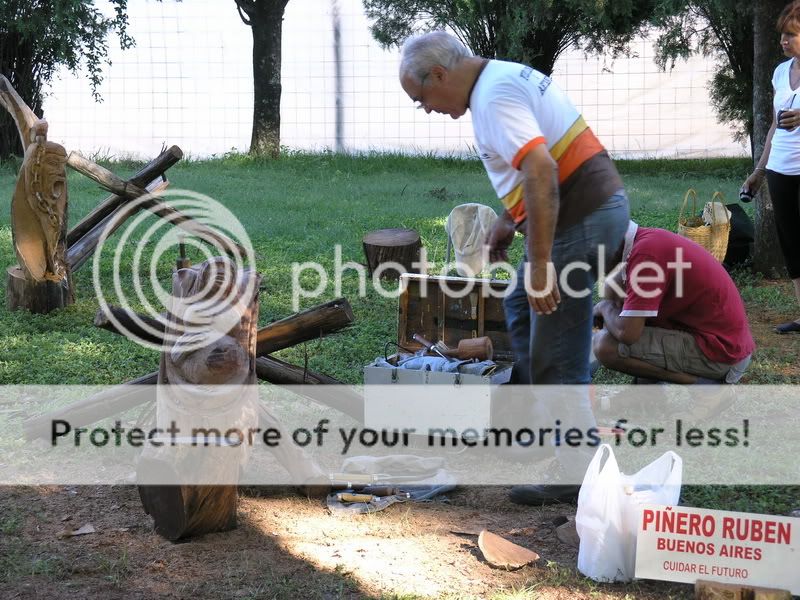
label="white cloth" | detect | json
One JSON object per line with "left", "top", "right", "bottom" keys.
{"left": 445, "top": 203, "right": 497, "bottom": 276}
{"left": 702, "top": 202, "right": 731, "bottom": 226}
{"left": 767, "top": 58, "right": 800, "bottom": 175}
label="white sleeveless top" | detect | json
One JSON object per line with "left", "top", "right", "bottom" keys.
{"left": 768, "top": 58, "right": 800, "bottom": 175}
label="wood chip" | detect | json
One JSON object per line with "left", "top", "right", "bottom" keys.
{"left": 507, "top": 526, "right": 536, "bottom": 536}
{"left": 449, "top": 528, "right": 482, "bottom": 537}
{"left": 477, "top": 529, "right": 539, "bottom": 570}
{"left": 57, "top": 523, "right": 96, "bottom": 539}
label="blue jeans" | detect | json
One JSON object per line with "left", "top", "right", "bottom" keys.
{"left": 503, "top": 191, "right": 630, "bottom": 384}
{"left": 503, "top": 191, "right": 629, "bottom": 477}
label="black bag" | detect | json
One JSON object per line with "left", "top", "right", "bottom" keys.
{"left": 723, "top": 203, "right": 754, "bottom": 268}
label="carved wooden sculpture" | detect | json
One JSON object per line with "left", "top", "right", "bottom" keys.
{"left": 0, "top": 75, "right": 72, "bottom": 312}
{"left": 137, "top": 257, "right": 327, "bottom": 540}
{"left": 138, "top": 256, "right": 261, "bottom": 540}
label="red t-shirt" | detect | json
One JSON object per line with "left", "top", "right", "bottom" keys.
{"left": 621, "top": 228, "right": 755, "bottom": 364}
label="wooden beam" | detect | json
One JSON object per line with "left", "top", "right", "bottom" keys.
{"left": 695, "top": 581, "right": 791, "bottom": 600}
{"left": 66, "top": 152, "right": 247, "bottom": 258}
{"left": 23, "top": 356, "right": 364, "bottom": 441}
{"left": 67, "top": 178, "right": 170, "bottom": 272}
{"left": 22, "top": 372, "right": 159, "bottom": 441}
{"left": 255, "top": 356, "right": 363, "bottom": 422}
{"left": 93, "top": 306, "right": 166, "bottom": 347}
{"left": 255, "top": 298, "right": 354, "bottom": 355}
{"left": 67, "top": 145, "right": 183, "bottom": 247}
{"left": 94, "top": 298, "right": 355, "bottom": 357}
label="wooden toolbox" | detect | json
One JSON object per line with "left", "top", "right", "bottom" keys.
{"left": 363, "top": 273, "right": 513, "bottom": 435}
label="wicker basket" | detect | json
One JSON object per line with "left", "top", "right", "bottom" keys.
{"left": 677, "top": 189, "right": 731, "bottom": 262}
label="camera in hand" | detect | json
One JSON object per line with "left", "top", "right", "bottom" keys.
{"left": 739, "top": 189, "right": 753, "bottom": 203}
{"left": 778, "top": 108, "right": 794, "bottom": 130}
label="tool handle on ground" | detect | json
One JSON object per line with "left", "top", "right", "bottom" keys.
{"left": 336, "top": 492, "right": 378, "bottom": 503}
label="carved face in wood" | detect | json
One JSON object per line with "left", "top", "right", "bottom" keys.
{"left": 166, "top": 257, "right": 259, "bottom": 387}
{"left": 11, "top": 120, "right": 69, "bottom": 282}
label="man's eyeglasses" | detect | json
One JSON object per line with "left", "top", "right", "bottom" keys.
{"left": 414, "top": 72, "right": 430, "bottom": 110}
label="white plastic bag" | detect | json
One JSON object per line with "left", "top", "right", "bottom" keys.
{"left": 575, "top": 444, "right": 682, "bottom": 582}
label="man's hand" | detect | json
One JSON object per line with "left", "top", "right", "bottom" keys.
{"left": 485, "top": 212, "right": 516, "bottom": 263}
{"left": 527, "top": 261, "right": 560, "bottom": 315}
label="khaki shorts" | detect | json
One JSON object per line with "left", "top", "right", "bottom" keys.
{"left": 617, "top": 327, "right": 750, "bottom": 383}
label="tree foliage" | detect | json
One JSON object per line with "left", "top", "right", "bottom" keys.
{"left": 0, "top": 0, "right": 133, "bottom": 158}
{"left": 363, "top": 0, "right": 655, "bottom": 75}
{"left": 649, "top": 0, "right": 782, "bottom": 146}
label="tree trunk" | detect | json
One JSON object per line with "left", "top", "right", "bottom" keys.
{"left": 248, "top": 1, "right": 288, "bottom": 157}
{"left": 362, "top": 228, "right": 421, "bottom": 279}
{"left": 752, "top": 0, "right": 788, "bottom": 276}
{"left": 0, "top": 35, "right": 42, "bottom": 159}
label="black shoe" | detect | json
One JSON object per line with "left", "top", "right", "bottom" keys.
{"left": 775, "top": 320, "right": 800, "bottom": 334}
{"left": 509, "top": 484, "right": 580, "bottom": 506}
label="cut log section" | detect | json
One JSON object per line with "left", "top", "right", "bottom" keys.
{"left": 362, "top": 228, "right": 421, "bottom": 279}
{"left": 6, "top": 266, "right": 73, "bottom": 313}
{"left": 477, "top": 529, "right": 540, "bottom": 570}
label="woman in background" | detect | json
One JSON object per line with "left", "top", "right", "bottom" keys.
{"left": 742, "top": 0, "right": 800, "bottom": 333}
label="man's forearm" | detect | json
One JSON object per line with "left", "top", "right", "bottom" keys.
{"left": 522, "top": 151, "right": 558, "bottom": 264}
{"left": 599, "top": 301, "right": 626, "bottom": 341}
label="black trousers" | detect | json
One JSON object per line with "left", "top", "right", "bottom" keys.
{"left": 766, "top": 170, "right": 800, "bottom": 279}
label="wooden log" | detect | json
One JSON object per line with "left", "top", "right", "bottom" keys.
{"left": 136, "top": 260, "right": 262, "bottom": 541}
{"left": 67, "top": 178, "right": 170, "bottom": 272}
{"left": 93, "top": 305, "right": 166, "bottom": 347}
{"left": 6, "top": 265, "right": 73, "bottom": 313}
{"left": 67, "top": 145, "right": 183, "bottom": 247}
{"left": 137, "top": 458, "right": 237, "bottom": 541}
{"left": 256, "top": 298, "right": 354, "bottom": 355}
{"left": 66, "top": 152, "right": 247, "bottom": 258}
{"left": 255, "top": 356, "right": 363, "bottom": 422}
{"left": 94, "top": 297, "right": 355, "bottom": 357}
{"left": 695, "top": 581, "right": 791, "bottom": 600}
{"left": 22, "top": 355, "right": 365, "bottom": 442}
{"left": 362, "top": 228, "right": 421, "bottom": 279}
{"left": 22, "top": 371, "right": 159, "bottom": 441}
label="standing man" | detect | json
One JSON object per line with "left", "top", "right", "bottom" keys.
{"left": 400, "top": 32, "right": 629, "bottom": 504}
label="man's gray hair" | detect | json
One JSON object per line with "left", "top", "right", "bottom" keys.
{"left": 400, "top": 31, "right": 472, "bottom": 83}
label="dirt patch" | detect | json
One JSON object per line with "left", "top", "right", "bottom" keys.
{"left": 0, "top": 484, "right": 693, "bottom": 599}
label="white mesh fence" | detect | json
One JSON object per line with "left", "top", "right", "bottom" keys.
{"left": 40, "top": 0, "right": 749, "bottom": 160}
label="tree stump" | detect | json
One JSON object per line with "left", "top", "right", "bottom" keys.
{"left": 137, "top": 257, "right": 261, "bottom": 541}
{"left": 6, "top": 266, "right": 73, "bottom": 313}
{"left": 362, "top": 228, "right": 421, "bottom": 279}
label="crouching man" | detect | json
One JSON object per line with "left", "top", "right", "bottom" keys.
{"left": 592, "top": 221, "right": 755, "bottom": 384}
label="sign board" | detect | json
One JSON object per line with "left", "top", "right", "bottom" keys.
{"left": 635, "top": 504, "right": 798, "bottom": 593}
